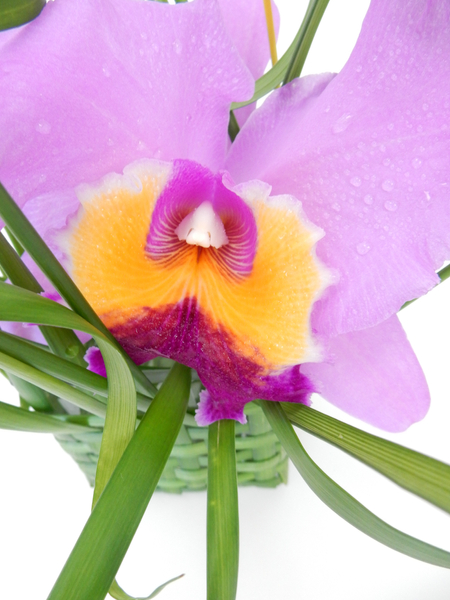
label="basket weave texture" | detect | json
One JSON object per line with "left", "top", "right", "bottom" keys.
{"left": 55, "top": 402, "right": 288, "bottom": 493}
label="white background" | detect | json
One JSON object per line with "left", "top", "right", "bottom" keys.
{"left": 2, "top": 1, "right": 450, "bottom": 598}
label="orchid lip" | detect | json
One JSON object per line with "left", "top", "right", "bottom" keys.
{"left": 175, "top": 201, "right": 229, "bottom": 249}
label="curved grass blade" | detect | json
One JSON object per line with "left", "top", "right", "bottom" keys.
{"left": 47, "top": 364, "right": 191, "bottom": 600}
{"left": 0, "top": 349, "right": 107, "bottom": 417}
{"left": 230, "top": 12, "right": 307, "bottom": 110}
{"left": 0, "top": 331, "right": 151, "bottom": 411}
{"left": 284, "top": 0, "right": 330, "bottom": 84}
{"left": 0, "top": 229, "right": 86, "bottom": 364}
{"left": 230, "top": 0, "right": 330, "bottom": 111}
{"left": 207, "top": 419, "right": 239, "bottom": 600}
{"left": 261, "top": 401, "right": 450, "bottom": 568}
{"left": 0, "top": 183, "right": 155, "bottom": 396}
{"left": 109, "top": 575, "right": 184, "bottom": 600}
{"left": 0, "top": 399, "right": 98, "bottom": 433}
{"left": 0, "top": 282, "right": 137, "bottom": 507}
{"left": 0, "top": 0, "right": 45, "bottom": 31}
{"left": 282, "top": 403, "right": 450, "bottom": 514}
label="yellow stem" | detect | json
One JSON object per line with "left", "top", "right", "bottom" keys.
{"left": 263, "top": 0, "right": 278, "bottom": 66}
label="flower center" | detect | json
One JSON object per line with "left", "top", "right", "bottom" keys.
{"left": 175, "top": 201, "right": 228, "bottom": 249}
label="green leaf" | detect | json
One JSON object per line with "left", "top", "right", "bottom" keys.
{"left": 230, "top": 16, "right": 307, "bottom": 110}
{"left": 0, "top": 0, "right": 45, "bottom": 31}
{"left": 0, "top": 183, "right": 156, "bottom": 396}
{"left": 207, "top": 420, "right": 239, "bottom": 600}
{"left": 230, "top": 0, "right": 329, "bottom": 111}
{"left": 0, "top": 282, "right": 137, "bottom": 507}
{"left": 0, "top": 349, "right": 107, "bottom": 417}
{"left": 0, "top": 399, "right": 98, "bottom": 433}
{"left": 47, "top": 364, "right": 191, "bottom": 600}
{"left": 284, "top": 0, "right": 330, "bottom": 84}
{"left": 109, "top": 575, "right": 184, "bottom": 600}
{"left": 282, "top": 403, "right": 450, "bottom": 514}
{"left": 261, "top": 401, "right": 450, "bottom": 568}
{"left": 0, "top": 230, "right": 86, "bottom": 365}
{"left": 0, "top": 331, "right": 151, "bottom": 411}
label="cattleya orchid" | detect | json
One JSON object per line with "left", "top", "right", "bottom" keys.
{"left": 0, "top": 0, "right": 448, "bottom": 431}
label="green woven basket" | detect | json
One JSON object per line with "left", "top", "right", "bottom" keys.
{"left": 55, "top": 363, "right": 288, "bottom": 493}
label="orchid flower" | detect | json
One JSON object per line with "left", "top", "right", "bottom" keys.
{"left": 1, "top": 0, "right": 448, "bottom": 433}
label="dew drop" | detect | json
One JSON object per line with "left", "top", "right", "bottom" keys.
{"left": 350, "top": 176, "right": 362, "bottom": 187}
{"left": 332, "top": 113, "right": 352, "bottom": 134}
{"left": 364, "top": 194, "right": 373, "bottom": 205}
{"left": 331, "top": 202, "right": 341, "bottom": 212}
{"left": 173, "top": 40, "right": 182, "bottom": 55}
{"left": 384, "top": 200, "right": 398, "bottom": 211}
{"left": 102, "top": 66, "right": 110, "bottom": 77}
{"left": 36, "top": 120, "right": 51, "bottom": 134}
{"left": 356, "top": 241, "right": 371, "bottom": 255}
{"left": 382, "top": 179, "right": 394, "bottom": 192}
{"left": 412, "top": 157, "right": 422, "bottom": 169}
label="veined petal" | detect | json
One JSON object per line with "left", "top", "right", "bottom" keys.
{"left": 303, "top": 315, "right": 430, "bottom": 432}
{"left": 0, "top": 0, "right": 253, "bottom": 217}
{"left": 227, "top": 1, "right": 450, "bottom": 337}
{"left": 54, "top": 159, "right": 330, "bottom": 424}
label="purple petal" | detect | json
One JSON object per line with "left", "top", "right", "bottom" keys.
{"left": 0, "top": 0, "right": 253, "bottom": 216}
{"left": 85, "top": 347, "right": 107, "bottom": 378}
{"left": 302, "top": 315, "right": 430, "bottom": 432}
{"left": 227, "top": 1, "right": 450, "bottom": 337}
{"left": 218, "top": 0, "right": 279, "bottom": 80}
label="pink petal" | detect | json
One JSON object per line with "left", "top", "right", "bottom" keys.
{"left": 0, "top": 0, "right": 253, "bottom": 215}
{"left": 217, "top": 0, "right": 279, "bottom": 127}
{"left": 302, "top": 315, "right": 430, "bottom": 432}
{"left": 227, "top": 1, "right": 450, "bottom": 337}
{"left": 218, "top": 0, "right": 279, "bottom": 81}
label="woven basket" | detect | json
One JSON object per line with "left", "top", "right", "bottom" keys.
{"left": 55, "top": 401, "right": 288, "bottom": 493}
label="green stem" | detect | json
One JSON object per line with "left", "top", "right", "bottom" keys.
{"left": 207, "top": 419, "right": 239, "bottom": 600}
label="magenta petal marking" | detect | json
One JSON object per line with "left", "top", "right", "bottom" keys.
{"left": 85, "top": 347, "right": 107, "bottom": 378}
{"left": 146, "top": 159, "right": 257, "bottom": 276}
{"left": 303, "top": 315, "right": 430, "bottom": 432}
{"left": 106, "top": 297, "right": 314, "bottom": 426}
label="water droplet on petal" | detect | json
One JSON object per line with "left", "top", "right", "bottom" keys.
{"left": 36, "top": 120, "right": 51, "bottom": 134}
{"left": 382, "top": 179, "right": 394, "bottom": 192}
{"left": 331, "top": 202, "right": 341, "bottom": 212}
{"left": 173, "top": 40, "right": 182, "bottom": 54}
{"left": 412, "top": 157, "right": 422, "bottom": 169}
{"left": 332, "top": 113, "right": 352, "bottom": 134}
{"left": 364, "top": 194, "right": 373, "bottom": 205}
{"left": 384, "top": 200, "right": 398, "bottom": 211}
{"left": 350, "top": 176, "right": 362, "bottom": 187}
{"left": 356, "top": 242, "right": 371, "bottom": 255}
{"left": 102, "top": 66, "right": 110, "bottom": 77}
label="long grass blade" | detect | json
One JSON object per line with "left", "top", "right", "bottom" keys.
{"left": 282, "top": 403, "right": 450, "bottom": 514}
{"left": 207, "top": 419, "right": 239, "bottom": 600}
{"left": 262, "top": 401, "right": 450, "bottom": 568}
{"left": 46, "top": 364, "right": 191, "bottom": 600}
